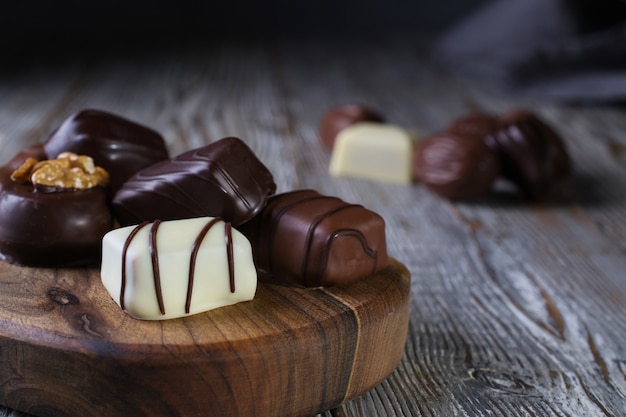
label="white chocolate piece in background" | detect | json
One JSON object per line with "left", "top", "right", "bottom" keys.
{"left": 329, "top": 122, "right": 417, "bottom": 184}
{"left": 101, "top": 217, "right": 257, "bottom": 320}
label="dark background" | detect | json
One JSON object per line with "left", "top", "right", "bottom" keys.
{"left": 0, "top": 0, "right": 489, "bottom": 49}
{"left": 2, "top": 0, "right": 624, "bottom": 101}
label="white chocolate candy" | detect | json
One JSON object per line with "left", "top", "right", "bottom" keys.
{"left": 101, "top": 217, "right": 257, "bottom": 320}
{"left": 329, "top": 122, "right": 417, "bottom": 184}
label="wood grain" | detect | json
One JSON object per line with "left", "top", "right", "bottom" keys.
{"left": 0, "top": 35, "right": 625, "bottom": 417}
{"left": 0, "top": 259, "right": 409, "bottom": 417}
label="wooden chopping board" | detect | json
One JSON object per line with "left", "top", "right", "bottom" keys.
{"left": 0, "top": 257, "right": 410, "bottom": 417}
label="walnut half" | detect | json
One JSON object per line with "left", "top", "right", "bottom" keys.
{"left": 11, "top": 152, "right": 109, "bottom": 191}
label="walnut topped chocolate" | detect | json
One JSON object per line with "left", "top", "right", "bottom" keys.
{"left": 0, "top": 150, "right": 113, "bottom": 267}
{"left": 0, "top": 109, "right": 171, "bottom": 266}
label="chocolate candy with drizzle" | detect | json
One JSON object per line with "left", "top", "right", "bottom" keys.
{"left": 101, "top": 217, "right": 257, "bottom": 320}
{"left": 112, "top": 137, "right": 276, "bottom": 227}
{"left": 238, "top": 189, "right": 388, "bottom": 287}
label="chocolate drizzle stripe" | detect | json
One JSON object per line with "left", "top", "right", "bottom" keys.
{"left": 120, "top": 221, "right": 150, "bottom": 310}
{"left": 322, "top": 229, "right": 379, "bottom": 277}
{"left": 302, "top": 204, "right": 360, "bottom": 286}
{"left": 129, "top": 173, "right": 212, "bottom": 215}
{"left": 149, "top": 219, "right": 166, "bottom": 315}
{"left": 225, "top": 222, "right": 235, "bottom": 293}
{"left": 214, "top": 160, "right": 253, "bottom": 210}
{"left": 186, "top": 217, "right": 222, "bottom": 314}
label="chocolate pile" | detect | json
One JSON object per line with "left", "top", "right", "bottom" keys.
{"left": 0, "top": 109, "right": 389, "bottom": 292}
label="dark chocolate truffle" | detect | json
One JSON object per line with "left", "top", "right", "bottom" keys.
{"left": 320, "top": 104, "right": 384, "bottom": 149}
{"left": 238, "top": 189, "right": 388, "bottom": 287}
{"left": 414, "top": 133, "right": 500, "bottom": 200}
{"left": 0, "top": 151, "right": 113, "bottom": 267}
{"left": 44, "top": 109, "right": 169, "bottom": 194}
{"left": 490, "top": 110, "right": 571, "bottom": 200}
{"left": 112, "top": 137, "right": 276, "bottom": 227}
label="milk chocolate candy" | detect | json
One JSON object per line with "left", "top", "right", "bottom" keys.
{"left": 44, "top": 109, "right": 169, "bottom": 194}
{"left": 239, "top": 189, "right": 388, "bottom": 287}
{"left": 320, "top": 104, "right": 384, "bottom": 148}
{"left": 113, "top": 137, "right": 276, "bottom": 227}
{"left": 414, "top": 132, "right": 501, "bottom": 200}
{"left": 329, "top": 122, "right": 416, "bottom": 184}
{"left": 0, "top": 150, "right": 113, "bottom": 267}
{"left": 101, "top": 217, "right": 257, "bottom": 320}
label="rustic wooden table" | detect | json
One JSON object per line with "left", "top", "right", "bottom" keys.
{"left": 0, "top": 35, "right": 625, "bottom": 416}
